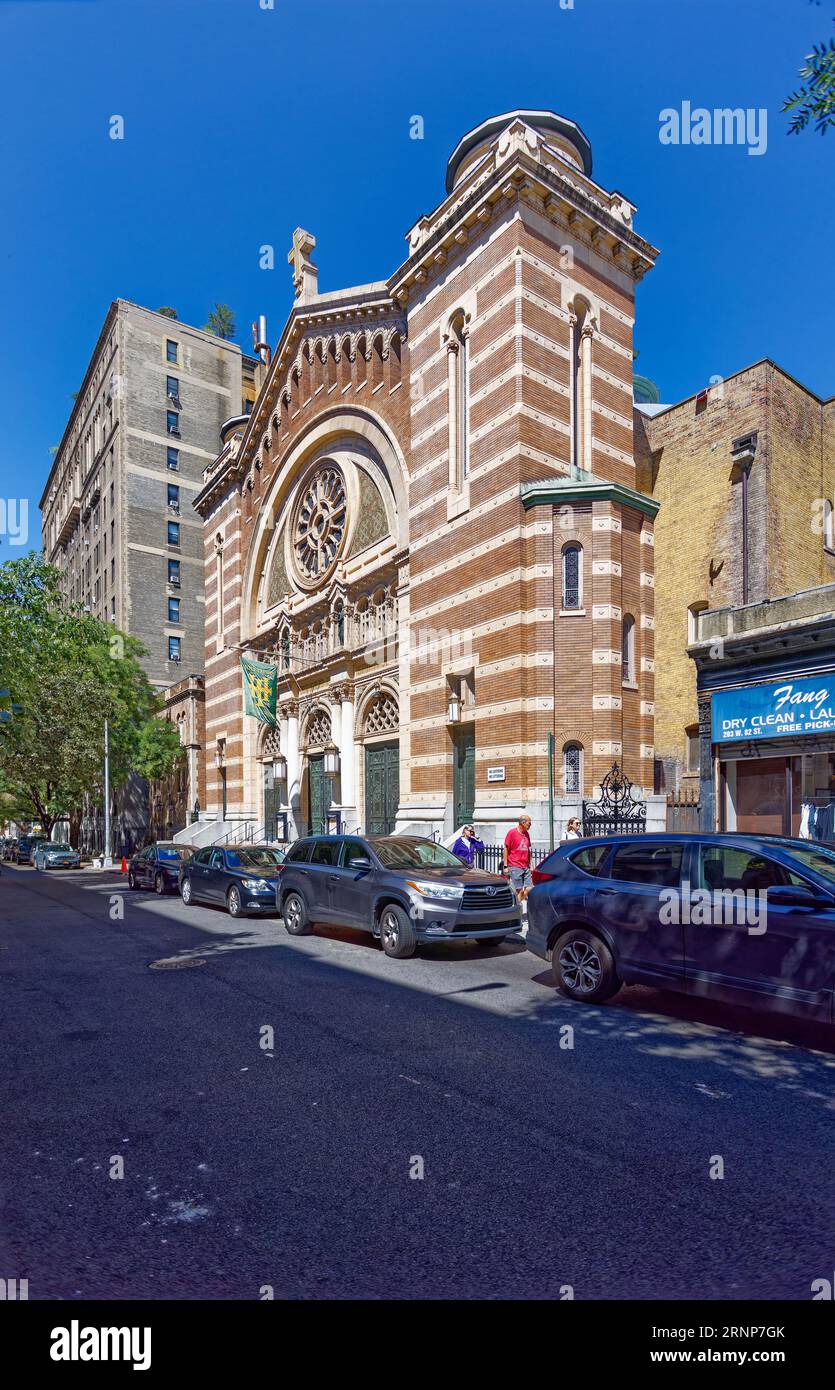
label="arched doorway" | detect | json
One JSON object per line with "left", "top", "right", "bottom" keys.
{"left": 304, "top": 706, "right": 333, "bottom": 835}
{"left": 362, "top": 690, "right": 399, "bottom": 835}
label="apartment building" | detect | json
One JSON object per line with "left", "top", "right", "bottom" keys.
{"left": 40, "top": 300, "right": 257, "bottom": 690}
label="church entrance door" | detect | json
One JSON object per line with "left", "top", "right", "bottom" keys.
{"left": 308, "top": 756, "right": 326, "bottom": 836}
{"left": 365, "top": 742, "right": 399, "bottom": 835}
{"left": 453, "top": 726, "right": 476, "bottom": 829}
{"left": 264, "top": 776, "right": 282, "bottom": 843}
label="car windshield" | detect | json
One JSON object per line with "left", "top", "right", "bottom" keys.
{"left": 783, "top": 844, "right": 835, "bottom": 886}
{"left": 372, "top": 839, "right": 465, "bottom": 869}
{"left": 157, "top": 847, "right": 191, "bottom": 862}
{"left": 48, "top": 844, "right": 72, "bottom": 853}
{"left": 226, "top": 849, "right": 283, "bottom": 869}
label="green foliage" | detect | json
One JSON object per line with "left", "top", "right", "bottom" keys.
{"left": 204, "top": 303, "right": 236, "bottom": 340}
{"left": 784, "top": 29, "right": 835, "bottom": 134}
{"left": 134, "top": 718, "right": 183, "bottom": 782}
{"left": 0, "top": 553, "right": 164, "bottom": 834}
{"left": 157, "top": 306, "right": 178, "bottom": 319}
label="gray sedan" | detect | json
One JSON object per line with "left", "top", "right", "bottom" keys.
{"left": 33, "top": 842, "right": 81, "bottom": 870}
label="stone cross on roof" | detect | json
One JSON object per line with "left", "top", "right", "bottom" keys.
{"left": 288, "top": 227, "right": 318, "bottom": 303}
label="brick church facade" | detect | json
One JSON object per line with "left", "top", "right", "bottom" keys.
{"left": 194, "top": 110, "right": 661, "bottom": 845}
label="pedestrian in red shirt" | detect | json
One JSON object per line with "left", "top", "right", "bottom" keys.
{"left": 504, "top": 815, "right": 532, "bottom": 901}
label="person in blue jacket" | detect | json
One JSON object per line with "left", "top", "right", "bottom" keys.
{"left": 451, "top": 824, "right": 484, "bottom": 867}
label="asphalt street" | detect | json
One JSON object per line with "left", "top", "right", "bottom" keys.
{"left": 2, "top": 861, "right": 835, "bottom": 1300}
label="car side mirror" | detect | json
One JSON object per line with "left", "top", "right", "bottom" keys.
{"left": 348, "top": 856, "right": 371, "bottom": 870}
{"left": 768, "top": 884, "right": 832, "bottom": 909}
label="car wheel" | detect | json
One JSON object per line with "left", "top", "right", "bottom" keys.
{"left": 128, "top": 870, "right": 138, "bottom": 890}
{"left": 227, "top": 885, "right": 244, "bottom": 918}
{"left": 380, "top": 904, "right": 417, "bottom": 959}
{"left": 282, "top": 891, "right": 311, "bottom": 936}
{"left": 553, "top": 929, "right": 620, "bottom": 1004}
{"left": 479, "top": 935, "right": 507, "bottom": 949}
{"left": 154, "top": 873, "right": 166, "bottom": 896}
{"left": 181, "top": 877, "right": 194, "bottom": 906}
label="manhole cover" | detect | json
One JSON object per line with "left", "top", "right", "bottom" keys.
{"left": 149, "top": 957, "right": 207, "bottom": 971}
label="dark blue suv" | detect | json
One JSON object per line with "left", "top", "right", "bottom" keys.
{"left": 527, "top": 833, "right": 835, "bottom": 1023}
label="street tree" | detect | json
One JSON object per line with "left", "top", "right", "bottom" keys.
{"left": 0, "top": 554, "right": 180, "bottom": 840}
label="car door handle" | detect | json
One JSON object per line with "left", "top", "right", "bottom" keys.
{"left": 328, "top": 874, "right": 340, "bottom": 882}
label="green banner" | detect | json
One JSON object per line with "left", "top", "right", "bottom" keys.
{"left": 241, "top": 656, "right": 277, "bottom": 726}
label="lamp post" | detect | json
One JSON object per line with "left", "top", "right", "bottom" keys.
{"left": 103, "top": 718, "right": 112, "bottom": 867}
{"left": 323, "top": 743, "right": 340, "bottom": 832}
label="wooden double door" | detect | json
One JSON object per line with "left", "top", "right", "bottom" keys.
{"left": 365, "top": 741, "right": 399, "bottom": 835}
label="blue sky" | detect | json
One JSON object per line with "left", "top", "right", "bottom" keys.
{"left": 0, "top": 0, "right": 832, "bottom": 540}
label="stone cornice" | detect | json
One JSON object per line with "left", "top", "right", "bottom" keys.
{"left": 521, "top": 476, "right": 660, "bottom": 520}
{"left": 388, "top": 140, "right": 659, "bottom": 306}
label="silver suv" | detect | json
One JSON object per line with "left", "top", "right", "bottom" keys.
{"left": 277, "top": 834, "right": 521, "bottom": 959}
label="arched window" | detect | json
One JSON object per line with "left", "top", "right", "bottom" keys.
{"left": 622, "top": 614, "right": 636, "bottom": 683}
{"left": 561, "top": 543, "right": 582, "bottom": 609}
{"left": 825, "top": 499, "right": 834, "bottom": 552}
{"left": 447, "top": 310, "right": 469, "bottom": 489}
{"left": 389, "top": 331, "right": 402, "bottom": 388}
{"left": 563, "top": 742, "right": 583, "bottom": 796}
{"left": 371, "top": 333, "right": 385, "bottom": 391}
{"left": 355, "top": 334, "right": 368, "bottom": 388}
{"left": 327, "top": 339, "right": 338, "bottom": 390}
{"left": 339, "top": 336, "right": 353, "bottom": 391}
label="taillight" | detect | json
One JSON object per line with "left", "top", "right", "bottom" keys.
{"left": 531, "top": 868, "right": 557, "bottom": 885}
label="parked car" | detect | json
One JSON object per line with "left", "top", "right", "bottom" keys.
{"left": 33, "top": 842, "right": 81, "bottom": 870}
{"left": 128, "top": 842, "right": 195, "bottom": 895}
{"left": 180, "top": 845, "right": 286, "bottom": 916}
{"left": 277, "top": 834, "right": 522, "bottom": 959}
{"left": 0, "top": 838, "right": 15, "bottom": 860}
{"left": 526, "top": 832, "right": 835, "bottom": 1023}
{"left": 14, "top": 835, "right": 48, "bottom": 865}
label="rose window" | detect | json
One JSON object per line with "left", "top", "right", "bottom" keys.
{"left": 293, "top": 467, "right": 347, "bottom": 580}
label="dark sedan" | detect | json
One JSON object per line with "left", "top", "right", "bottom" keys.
{"left": 277, "top": 833, "right": 521, "bottom": 958}
{"left": 180, "top": 844, "right": 286, "bottom": 917}
{"left": 13, "top": 836, "right": 48, "bottom": 865}
{"left": 128, "top": 842, "right": 194, "bottom": 895}
{"left": 527, "top": 832, "right": 835, "bottom": 1023}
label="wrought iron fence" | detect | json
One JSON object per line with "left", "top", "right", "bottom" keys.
{"left": 582, "top": 763, "right": 647, "bottom": 838}
{"left": 472, "top": 843, "right": 551, "bottom": 874}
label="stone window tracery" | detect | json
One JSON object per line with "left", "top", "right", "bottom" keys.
{"left": 306, "top": 707, "right": 332, "bottom": 748}
{"left": 292, "top": 466, "right": 346, "bottom": 581}
{"left": 364, "top": 692, "right": 399, "bottom": 737}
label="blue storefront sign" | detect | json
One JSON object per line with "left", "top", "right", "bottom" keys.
{"left": 712, "top": 673, "right": 835, "bottom": 743}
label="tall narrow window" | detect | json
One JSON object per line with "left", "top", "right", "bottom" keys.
{"left": 825, "top": 499, "right": 834, "bottom": 552}
{"left": 563, "top": 743, "right": 582, "bottom": 795}
{"left": 570, "top": 300, "right": 593, "bottom": 473}
{"left": 215, "top": 534, "right": 225, "bottom": 651}
{"left": 622, "top": 614, "right": 636, "bottom": 683}
{"left": 561, "top": 543, "right": 582, "bottom": 609}
{"left": 447, "top": 311, "right": 469, "bottom": 489}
